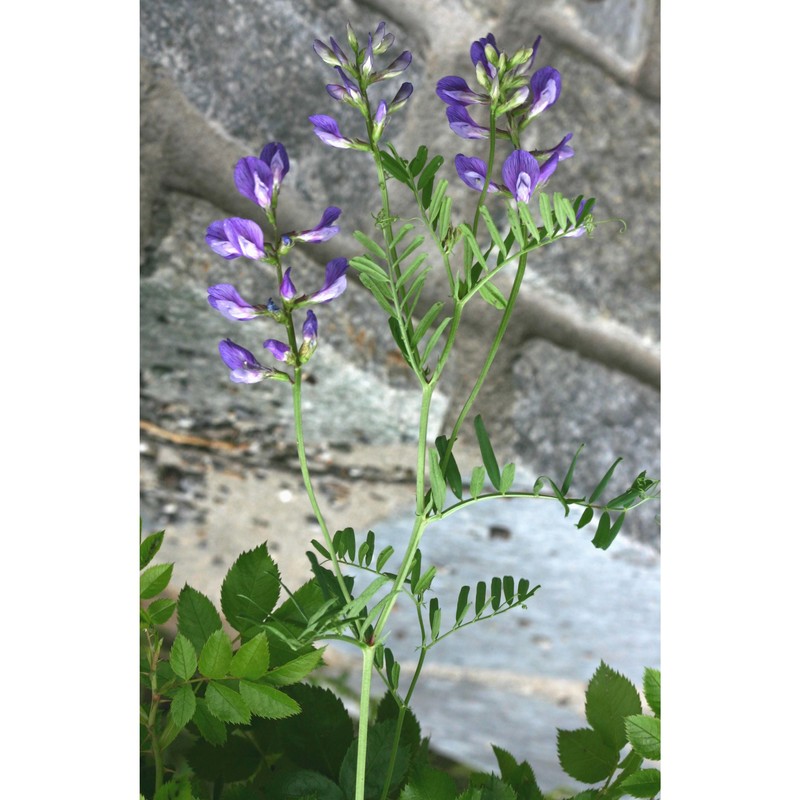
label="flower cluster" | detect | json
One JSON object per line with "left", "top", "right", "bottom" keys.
{"left": 205, "top": 143, "right": 349, "bottom": 382}
{"left": 437, "top": 32, "right": 575, "bottom": 204}
{"left": 310, "top": 21, "right": 414, "bottom": 149}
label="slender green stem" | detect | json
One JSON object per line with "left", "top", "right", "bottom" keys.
{"left": 145, "top": 631, "right": 165, "bottom": 792}
{"left": 292, "top": 367, "right": 352, "bottom": 602}
{"left": 354, "top": 644, "right": 376, "bottom": 800}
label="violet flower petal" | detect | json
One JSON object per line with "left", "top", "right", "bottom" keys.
{"left": 308, "top": 258, "right": 349, "bottom": 303}
{"left": 292, "top": 207, "right": 342, "bottom": 243}
{"left": 454, "top": 154, "right": 499, "bottom": 193}
{"left": 207, "top": 284, "right": 258, "bottom": 321}
{"left": 219, "top": 339, "right": 270, "bottom": 383}
{"left": 501, "top": 150, "right": 541, "bottom": 203}
{"left": 234, "top": 156, "right": 273, "bottom": 208}
{"left": 280, "top": 268, "right": 297, "bottom": 301}
{"left": 259, "top": 142, "right": 290, "bottom": 190}
{"left": 263, "top": 339, "right": 291, "bottom": 362}
{"left": 436, "top": 76, "right": 486, "bottom": 106}
{"left": 446, "top": 105, "right": 490, "bottom": 139}
{"left": 206, "top": 218, "right": 265, "bottom": 260}
{"left": 309, "top": 114, "right": 354, "bottom": 148}
{"left": 529, "top": 67, "right": 562, "bottom": 116}
{"left": 303, "top": 310, "right": 318, "bottom": 344}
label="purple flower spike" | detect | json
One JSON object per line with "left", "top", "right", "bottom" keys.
{"left": 259, "top": 142, "right": 290, "bottom": 192}
{"left": 454, "top": 154, "right": 499, "bottom": 193}
{"left": 208, "top": 284, "right": 259, "bottom": 321}
{"left": 206, "top": 218, "right": 265, "bottom": 260}
{"left": 219, "top": 339, "right": 271, "bottom": 383}
{"left": 436, "top": 76, "right": 486, "bottom": 106}
{"left": 280, "top": 268, "right": 297, "bottom": 301}
{"left": 309, "top": 114, "right": 355, "bottom": 149}
{"left": 529, "top": 67, "right": 562, "bottom": 117}
{"left": 234, "top": 157, "right": 273, "bottom": 209}
{"left": 446, "top": 105, "right": 490, "bottom": 139}
{"left": 303, "top": 310, "right": 318, "bottom": 345}
{"left": 502, "top": 150, "right": 541, "bottom": 203}
{"left": 308, "top": 258, "right": 349, "bottom": 304}
{"left": 263, "top": 339, "right": 291, "bottom": 362}
{"left": 292, "top": 207, "right": 342, "bottom": 244}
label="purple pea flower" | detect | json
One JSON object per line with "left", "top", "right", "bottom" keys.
{"left": 263, "top": 339, "right": 292, "bottom": 362}
{"left": 528, "top": 67, "right": 562, "bottom": 118}
{"left": 470, "top": 32, "right": 500, "bottom": 78}
{"left": 206, "top": 218, "right": 265, "bottom": 260}
{"left": 290, "top": 207, "right": 342, "bottom": 244}
{"left": 372, "top": 21, "right": 394, "bottom": 55}
{"left": 219, "top": 339, "right": 273, "bottom": 383}
{"left": 454, "top": 154, "right": 500, "bottom": 193}
{"left": 309, "top": 114, "right": 360, "bottom": 149}
{"left": 436, "top": 76, "right": 487, "bottom": 106}
{"left": 280, "top": 269, "right": 297, "bottom": 301}
{"left": 234, "top": 156, "right": 273, "bottom": 209}
{"left": 501, "top": 150, "right": 541, "bottom": 203}
{"left": 373, "top": 50, "right": 412, "bottom": 81}
{"left": 446, "top": 105, "right": 490, "bottom": 139}
{"left": 260, "top": 142, "right": 290, "bottom": 193}
{"left": 313, "top": 38, "right": 348, "bottom": 68}
{"left": 302, "top": 310, "right": 318, "bottom": 346}
{"left": 389, "top": 82, "right": 413, "bottom": 112}
{"left": 305, "top": 258, "right": 349, "bottom": 305}
{"left": 326, "top": 67, "right": 362, "bottom": 105}
{"left": 207, "top": 284, "right": 260, "bottom": 321}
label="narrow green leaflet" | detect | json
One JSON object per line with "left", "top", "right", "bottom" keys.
{"left": 169, "top": 633, "right": 198, "bottom": 680}
{"left": 140, "top": 562, "right": 173, "bottom": 599}
{"left": 363, "top": 274, "right": 399, "bottom": 316}
{"left": 576, "top": 506, "right": 594, "bottom": 529}
{"left": 412, "top": 302, "right": 445, "bottom": 347}
{"left": 470, "top": 465, "right": 485, "bottom": 499}
{"left": 592, "top": 510, "right": 626, "bottom": 550}
{"left": 625, "top": 715, "right": 661, "bottom": 760}
{"left": 239, "top": 681, "right": 301, "bottom": 719}
{"left": 459, "top": 223, "right": 488, "bottom": 270}
{"left": 389, "top": 222, "right": 417, "bottom": 252}
{"left": 420, "top": 316, "right": 453, "bottom": 366}
{"left": 417, "top": 154, "right": 445, "bottom": 191}
{"left": 618, "top": 768, "right": 661, "bottom": 798}
{"left": 429, "top": 598, "right": 442, "bottom": 641}
{"left": 198, "top": 629, "right": 233, "bottom": 679}
{"left": 499, "top": 463, "right": 515, "bottom": 494}
{"left": 532, "top": 475, "right": 570, "bottom": 516}
{"left": 560, "top": 443, "right": 585, "bottom": 495}
{"left": 229, "top": 632, "right": 270, "bottom": 680}
{"left": 474, "top": 415, "right": 502, "bottom": 491}
{"left": 380, "top": 150, "right": 412, "bottom": 184}
{"left": 140, "top": 529, "right": 165, "bottom": 569}
{"left": 413, "top": 564, "right": 437, "bottom": 595}
{"left": 478, "top": 280, "right": 508, "bottom": 310}
{"left": 552, "top": 191, "right": 568, "bottom": 231}
{"left": 517, "top": 200, "right": 541, "bottom": 244}
{"left": 205, "top": 680, "right": 251, "bottom": 724}
{"left": 428, "top": 178, "right": 449, "bottom": 222}
{"left": 350, "top": 255, "right": 389, "bottom": 283}
{"left": 168, "top": 684, "right": 196, "bottom": 732}
{"left": 408, "top": 144, "right": 428, "bottom": 177}
{"left": 353, "top": 229, "right": 389, "bottom": 262}
{"left": 538, "top": 193, "right": 555, "bottom": 238}
{"left": 455, "top": 585, "right": 471, "bottom": 625}
{"left": 375, "top": 545, "right": 395, "bottom": 573}
{"left": 435, "top": 435, "right": 463, "bottom": 500}
{"left": 397, "top": 254, "right": 429, "bottom": 289}
{"left": 479, "top": 205, "right": 508, "bottom": 257}
{"left": 588, "top": 457, "right": 624, "bottom": 503}
{"left": 341, "top": 574, "right": 391, "bottom": 620}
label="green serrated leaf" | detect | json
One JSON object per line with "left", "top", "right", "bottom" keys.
{"left": 618, "top": 768, "right": 661, "bottom": 798}
{"left": 177, "top": 585, "right": 222, "bottom": 655}
{"left": 146, "top": 597, "right": 177, "bottom": 626}
{"left": 474, "top": 415, "right": 502, "bottom": 491}
{"left": 585, "top": 661, "right": 643, "bottom": 750}
{"left": 429, "top": 446, "right": 447, "bottom": 511}
{"left": 399, "top": 765, "right": 457, "bottom": 800}
{"left": 557, "top": 727, "right": 619, "bottom": 783}
{"left": 643, "top": 668, "right": 661, "bottom": 717}
{"left": 267, "top": 769, "right": 346, "bottom": 800}
{"left": 140, "top": 530, "right": 165, "bottom": 570}
{"left": 191, "top": 697, "right": 227, "bottom": 745}
{"left": 264, "top": 648, "right": 324, "bottom": 687}
{"left": 198, "top": 629, "right": 233, "bottom": 679}
{"left": 229, "top": 632, "right": 270, "bottom": 680}
{"left": 169, "top": 633, "right": 198, "bottom": 680}
{"left": 239, "top": 680, "right": 301, "bottom": 719}
{"left": 470, "top": 465, "right": 485, "bottom": 499}
{"left": 168, "top": 684, "right": 196, "bottom": 732}
{"left": 220, "top": 543, "right": 282, "bottom": 634}
{"left": 625, "top": 715, "right": 660, "bottom": 760}
{"left": 140, "top": 562, "right": 173, "bottom": 599}
{"left": 205, "top": 680, "right": 251, "bottom": 724}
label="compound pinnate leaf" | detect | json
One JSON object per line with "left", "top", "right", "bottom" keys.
{"left": 624, "top": 715, "right": 660, "bottom": 761}
{"left": 585, "top": 661, "right": 642, "bottom": 750}
{"left": 557, "top": 727, "right": 618, "bottom": 783}
{"left": 618, "top": 767, "right": 661, "bottom": 798}
{"left": 198, "top": 629, "right": 233, "bottom": 679}
{"left": 221, "top": 544, "right": 282, "bottom": 634}
{"left": 140, "top": 563, "right": 173, "bottom": 599}
{"left": 169, "top": 633, "right": 198, "bottom": 681}
{"left": 229, "top": 632, "right": 270, "bottom": 680}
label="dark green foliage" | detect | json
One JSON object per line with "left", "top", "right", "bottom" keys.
{"left": 220, "top": 544, "right": 282, "bottom": 635}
